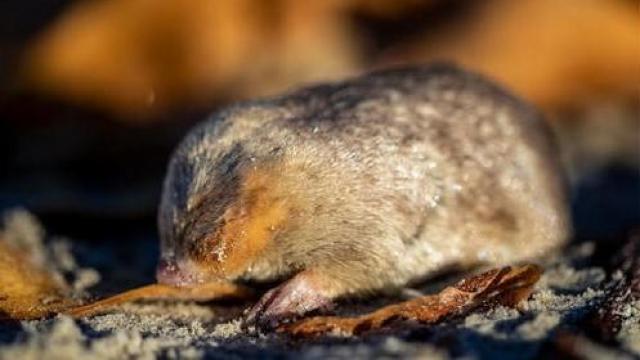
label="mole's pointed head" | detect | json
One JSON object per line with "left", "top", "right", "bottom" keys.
{"left": 157, "top": 164, "right": 290, "bottom": 286}
{"left": 155, "top": 257, "right": 200, "bottom": 286}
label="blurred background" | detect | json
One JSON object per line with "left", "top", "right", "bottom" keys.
{"left": 0, "top": 0, "right": 638, "bottom": 284}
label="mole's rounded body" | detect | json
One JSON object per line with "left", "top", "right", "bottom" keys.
{"left": 157, "top": 64, "right": 570, "bottom": 325}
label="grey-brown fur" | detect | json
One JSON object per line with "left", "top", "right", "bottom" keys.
{"left": 158, "top": 64, "right": 570, "bottom": 304}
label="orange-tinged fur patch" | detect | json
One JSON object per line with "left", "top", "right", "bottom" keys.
{"left": 200, "top": 165, "right": 290, "bottom": 278}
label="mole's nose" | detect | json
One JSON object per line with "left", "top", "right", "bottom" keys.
{"left": 156, "top": 258, "right": 197, "bottom": 286}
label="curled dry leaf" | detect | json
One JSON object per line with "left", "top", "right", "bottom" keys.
{"left": 281, "top": 264, "right": 542, "bottom": 337}
{"left": 0, "top": 239, "right": 75, "bottom": 320}
{"left": 66, "top": 282, "right": 253, "bottom": 318}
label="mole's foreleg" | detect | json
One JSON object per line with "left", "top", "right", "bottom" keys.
{"left": 244, "top": 269, "right": 336, "bottom": 329}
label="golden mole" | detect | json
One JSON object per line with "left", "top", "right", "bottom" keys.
{"left": 156, "top": 64, "right": 570, "bottom": 327}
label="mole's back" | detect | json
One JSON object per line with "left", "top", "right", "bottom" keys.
{"left": 159, "top": 64, "right": 570, "bottom": 290}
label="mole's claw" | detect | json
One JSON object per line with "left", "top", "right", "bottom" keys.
{"left": 244, "top": 287, "right": 280, "bottom": 327}
{"left": 243, "top": 271, "right": 334, "bottom": 330}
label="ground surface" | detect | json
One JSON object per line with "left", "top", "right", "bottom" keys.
{"left": 0, "top": 210, "right": 638, "bottom": 359}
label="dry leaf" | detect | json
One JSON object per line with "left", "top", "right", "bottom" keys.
{"left": 22, "top": 0, "right": 359, "bottom": 119}
{"left": 66, "top": 282, "right": 253, "bottom": 318}
{"left": 0, "top": 233, "right": 252, "bottom": 320}
{"left": 1, "top": 225, "right": 537, "bottom": 331}
{"left": 0, "top": 239, "right": 75, "bottom": 320}
{"left": 390, "top": 0, "right": 639, "bottom": 111}
{"left": 281, "top": 264, "right": 542, "bottom": 337}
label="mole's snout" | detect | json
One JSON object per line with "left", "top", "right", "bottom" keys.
{"left": 156, "top": 258, "right": 200, "bottom": 286}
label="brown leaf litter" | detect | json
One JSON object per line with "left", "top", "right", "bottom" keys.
{"left": 2, "top": 211, "right": 637, "bottom": 358}
{"left": 0, "top": 226, "right": 542, "bottom": 334}
{"left": 0, "top": 239, "right": 74, "bottom": 320}
{"left": 0, "top": 223, "right": 251, "bottom": 320}
{"left": 65, "top": 282, "right": 253, "bottom": 318}
{"left": 281, "top": 264, "right": 541, "bottom": 337}
{"left": 0, "top": 234, "right": 252, "bottom": 320}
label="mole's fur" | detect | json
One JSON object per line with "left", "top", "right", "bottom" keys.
{"left": 156, "top": 64, "right": 570, "bottom": 326}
